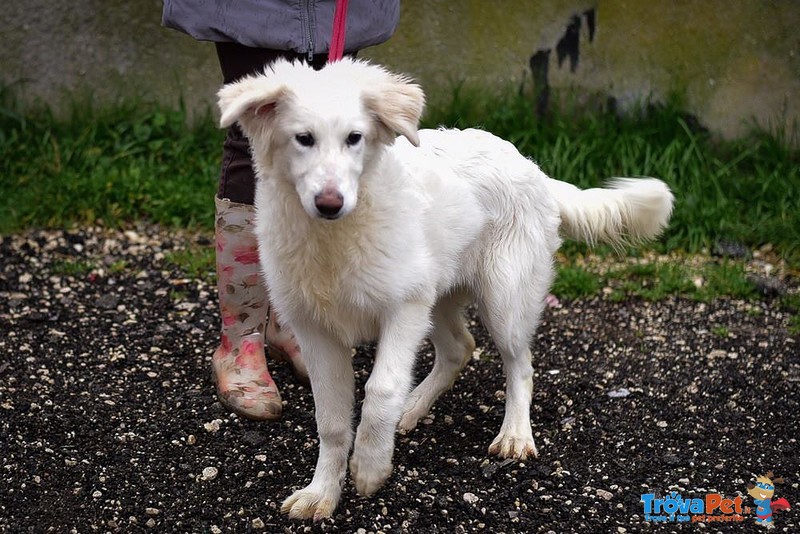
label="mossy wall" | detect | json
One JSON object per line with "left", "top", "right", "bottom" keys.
{"left": 2, "top": 0, "right": 797, "bottom": 140}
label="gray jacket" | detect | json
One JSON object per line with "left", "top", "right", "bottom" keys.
{"left": 162, "top": 0, "right": 400, "bottom": 56}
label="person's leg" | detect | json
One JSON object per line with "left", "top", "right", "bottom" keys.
{"left": 212, "top": 196, "right": 281, "bottom": 419}
{"left": 211, "top": 43, "right": 310, "bottom": 420}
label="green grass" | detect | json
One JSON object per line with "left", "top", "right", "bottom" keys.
{"left": 790, "top": 316, "right": 800, "bottom": 337}
{"left": 551, "top": 264, "right": 602, "bottom": 299}
{"left": 1, "top": 84, "right": 798, "bottom": 264}
{"left": 0, "top": 90, "right": 221, "bottom": 232}
{"left": 711, "top": 325, "right": 730, "bottom": 337}
{"left": 553, "top": 258, "right": 758, "bottom": 302}
{"left": 164, "top": 244, "right": 216, "bottom": 282}
{"left": 50, "top": 258, "right": 96, "bottom": 277}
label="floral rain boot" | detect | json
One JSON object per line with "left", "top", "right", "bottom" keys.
{"left": 211, "top": 197, "right": 292, "bottom": 420}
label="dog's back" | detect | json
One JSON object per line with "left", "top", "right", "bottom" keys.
{"left": 393, "top": 126, "right": 673, "bottom": 251}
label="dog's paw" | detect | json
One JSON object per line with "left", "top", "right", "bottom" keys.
{"left": 488, "top": 432, "right": 538, "bottom": 460}
{"left": 349, "top": 452, "right": 392, "bottom": 497}
{"left": 281, "top": 484, "right": 340, "bottom": 522}
{"left": 398, "top": 392, "right": 429, "bottom": 432}
{"left": 398, "top": 408, "right": 424, "bottom": 432}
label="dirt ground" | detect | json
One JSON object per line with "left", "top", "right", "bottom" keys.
{"left": 1, "top": 227, "right": 798, "bottom": 533}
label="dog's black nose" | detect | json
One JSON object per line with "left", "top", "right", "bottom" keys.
{"left": 314, "top": 191, "right": 344, "bottom": 219}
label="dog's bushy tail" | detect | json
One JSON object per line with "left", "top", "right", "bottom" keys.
{"left": 545, "top": 177, "right": 674, "bottom": 247}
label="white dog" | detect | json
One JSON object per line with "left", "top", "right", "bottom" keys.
{"left": 217, "top": 58, "right": 673, "bottom": 521}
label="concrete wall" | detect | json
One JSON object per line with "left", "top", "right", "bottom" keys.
{"left": 2, "top": 1, "right": 798, "bottom": 141}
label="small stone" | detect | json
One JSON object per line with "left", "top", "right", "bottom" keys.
{"left": 204, "top": 419, "right": 222, "bottom": 433}
{"left": 596, "top": 489, "right": 613, "bottom": 501}
{"left": 712, "top": 239, "right": 750, "bottom": 259}
{"left": 186, "top": 434, "right": 196, "bottom": 445}
{"left": 210, "top": 526, "right": 222, "bottom": 534}
{"left": 145, "top": 507, "right": 160, "bottom": 516}
{"left": 254, "top": 454, "right": 267, "bottom": 462}
{"left": 242, "top": 430, "right": 267, "bottom": 447}
{"left": 656, "top": 420, "right": 668, "bottom": 428}
{"left": 747, "top": 274, "right": 785, "bottom": 297}
{"left": 146, "top": 518, "right": 156, "bottom": 528}
{"left": 92, "top": 490, "right": 102, "bottom": 498}
{"left": 201, "top": 467, "right": 218, "bottom": 481}
{"left": 96, "top": 294, "right": 120, "bottom": 310}
{"left": 607, "top": 388, "right": 631, "bottom": 398}
{"left": 678, "top": 478, "right": 690, "bottom": 485}
{"left": 463, "top": 492, "right": 479, "bottom": 504}
{"left": 251, "top": 518, "right": 264, "bottom": 529}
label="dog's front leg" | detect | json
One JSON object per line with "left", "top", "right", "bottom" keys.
{"left": 350, "top": 302, "right": 432, "bottom": 496}
{"left": 281, "top": 325, "right": 354, "bottom": 521}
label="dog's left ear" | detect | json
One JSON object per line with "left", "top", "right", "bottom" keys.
{"left": 364, "top": 73, "right": 425, "bottom": 147}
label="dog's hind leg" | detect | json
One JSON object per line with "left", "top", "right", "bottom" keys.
{"left": 350, "top": 302, "right": 432, "bottom": 497}
{"left": 398, "top": 291, "right": 475, "bottom": 431}
{"left": 281, "top": 325, "right": 354, "bottom": 521}
{"left": 485, "top": 330, "right": 538, "bottom": 460}
{"left": 479, "top": 253, "right": 553, "bottom": 461}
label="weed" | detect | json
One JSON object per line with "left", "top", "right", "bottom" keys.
{"left": 552, "top": 264, "right": 601, "bottom": 300}
{"left": 781, "top": 294, "right": 800, "bottom": 336}
{"left": 789, "top": 315, "right": 800, "bottom": 337}
{"left": 169, "top": 289, "right": 188, "bottom": 302}
{"left": 51, "top": 258, "right": 95, "bottom": 277}
{"left": 745, "top": 305, "right": 763, "bottom": 317}
{"left": 108, "top": 259, "right": 128, "bottom": 274}
{"left": 711, "top": 325, "right": 730, "bottom": 337}
{"left": 164, "top": 245, "right": 215, "bottom": 282}
{"left": 698, "top": 262, "right": 756, "bottom": 301}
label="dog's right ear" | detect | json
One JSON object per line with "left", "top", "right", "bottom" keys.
{"left": 217, "top": 76, "right": 288, "bottom": 133}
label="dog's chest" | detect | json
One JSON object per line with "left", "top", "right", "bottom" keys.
{"left": 265, "top": 209, "right": 425, "bottom": 340}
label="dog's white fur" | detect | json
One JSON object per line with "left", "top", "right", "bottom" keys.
{"left": 217, "top": 58, "right": 673, "bottom": 521}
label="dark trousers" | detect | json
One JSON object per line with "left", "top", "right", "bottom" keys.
{"left": 215, "top": 43, "right": 329, "bottom": 205}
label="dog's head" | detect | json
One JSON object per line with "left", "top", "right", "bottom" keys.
{"left": 217, "top": 58, "right": 425, "bottom": 220}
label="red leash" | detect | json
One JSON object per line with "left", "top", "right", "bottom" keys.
{"left": 328, "top": 0, "right": 349, "bottom": 62}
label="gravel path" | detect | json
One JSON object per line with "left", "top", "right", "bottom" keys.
{"left": 1, "top": 227, "right": 798, "bottom": 533}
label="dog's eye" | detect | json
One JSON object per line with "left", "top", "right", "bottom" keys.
{"left": 346, "top": 132, "right": 362, "bottom": 146}
{"left": 295, "top": 133, "right": 315, "bottom": 147}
